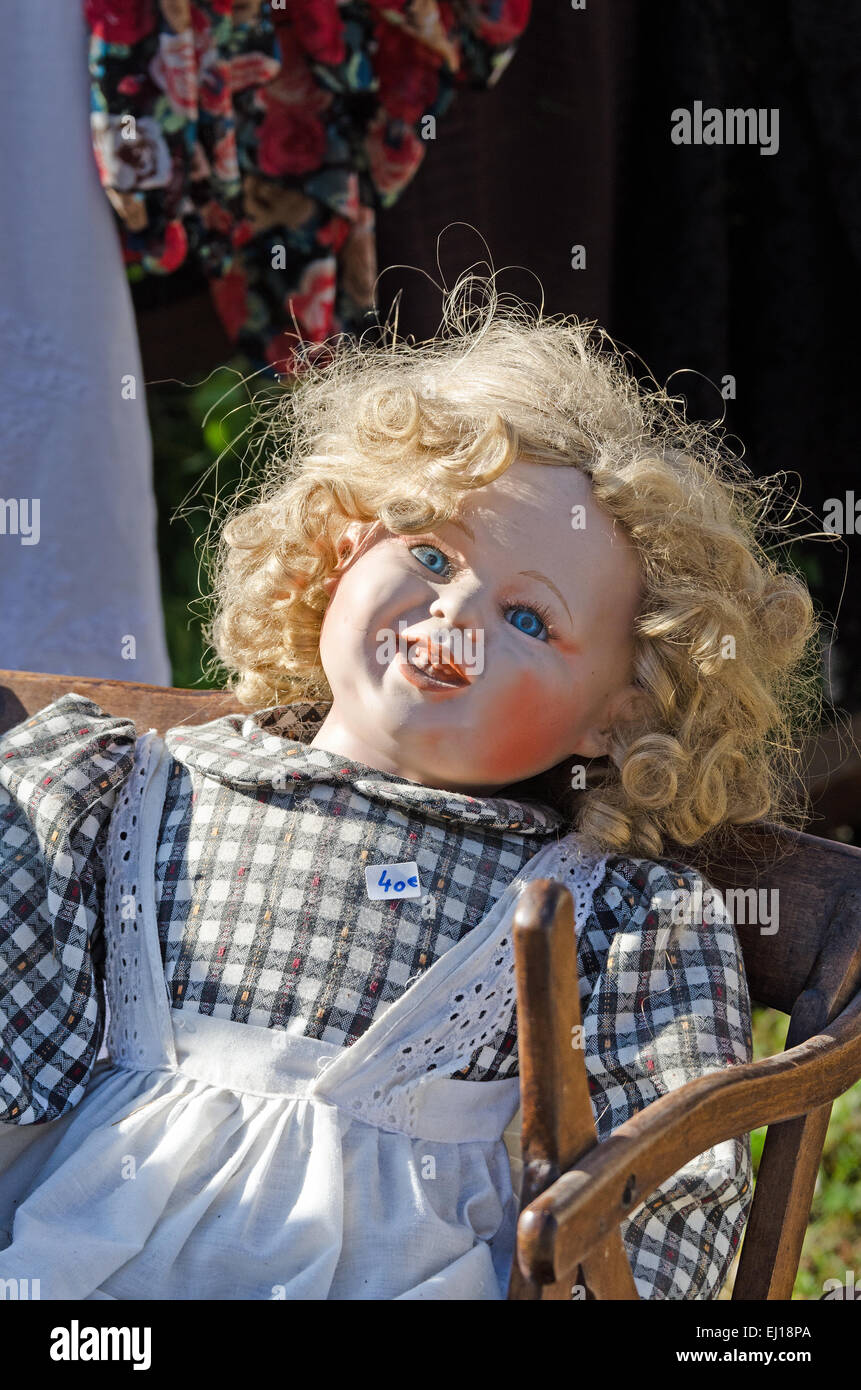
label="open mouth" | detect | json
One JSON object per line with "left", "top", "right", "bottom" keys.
{"left": 398, "top": 648, "right": 470, "bottom": 691}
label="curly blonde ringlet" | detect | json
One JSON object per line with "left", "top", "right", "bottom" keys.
{"left": 205, "top": 271, "right": 824, "bottom": 861}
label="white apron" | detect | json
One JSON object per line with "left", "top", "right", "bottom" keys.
{"left": 0, "top": 732, "right": 608, "bottom": 1300}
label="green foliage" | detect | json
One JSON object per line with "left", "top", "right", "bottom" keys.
{"left": 147, "top": 355, "right": 267, "bottom": 689}
{"left": 719, "top": 1006, "right": 861, "bottom": 1300}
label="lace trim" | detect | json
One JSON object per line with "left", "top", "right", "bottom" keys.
{"left": 103, "top": 732, "right": 160, "bottom": 1068}
{"left": 417, "top": 841, "right": 609, "bottom": 1074}
{"left": 344, "top": 839, "right": 609, "bottom": 1131}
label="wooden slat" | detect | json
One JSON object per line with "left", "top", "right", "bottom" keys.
{"left": 732, "top": 889, "right": 861, "bottom": 1298}
{"left": 507, "top": 880, "right": 638, "bottom": 1300}
{"left": 516, "top": 987, "right": 861, "bottom": 1286}
{"left": 673, "top": 822, "right": 861, "bottom": 1015}
{"left": 0, "top": 669, "right": 241, "bottom": 739}
{"left": 733, "top": 1103, "right": 832, "bottom": 1299}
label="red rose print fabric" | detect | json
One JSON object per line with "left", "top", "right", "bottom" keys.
{"left": 84, "top": 0, "right": 531, "bottom": 375}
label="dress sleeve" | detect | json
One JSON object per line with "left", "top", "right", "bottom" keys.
{"left": 365, "top": 0, "right": 531, "bottom": 90}
{"left": 0, "top": 695, "right": 137, "bottom": 1125}
{"left": 581, "top": 858, "right": 754, "bottom": 1299}
{"left": 444, "top": 0, "right": 532, "bottom": 88}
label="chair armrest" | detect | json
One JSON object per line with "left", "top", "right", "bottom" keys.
{"left": 517, "top": 988, "right": 861, "bottom": 1285}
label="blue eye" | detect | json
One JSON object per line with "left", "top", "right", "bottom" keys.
{"left": 410, "top": 544, "right": 449, "bottom": 576}
{"left": 407, "top": 541, "right": 554, "bottom": 642}
{"left": 506, "top": 607, "right": 549, "bottom": 641}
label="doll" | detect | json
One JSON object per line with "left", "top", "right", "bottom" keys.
{"left": 0, "top": 276, "right": 819, "bottom": 1300}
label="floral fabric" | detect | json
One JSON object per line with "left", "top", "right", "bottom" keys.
{"left": 84, "top": 0, "right": 531, "bottom": 374}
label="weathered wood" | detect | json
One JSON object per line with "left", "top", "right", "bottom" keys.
{"left": 731, "top": 890, "right": 861, "bottom": 1298}
{"left": 516, "top": 984, "right": 861, "bottom": 1287}
{"left": 671, "top": 822, "right": 861, "bottom": 1015}
{"left": 0, "top": 669, "right": 241, "bottom": 740}
{"left": 732, "top": 1103, "right": 832, "bottom": 1300}
{"left": 798, "top": 710, "right": 861, "bottom": 842}
{"left": 504, "top": 878, "right": 575, "bottom": 1300}
{"left": 506, "top": 880, "right": 639, "bottom": 1300}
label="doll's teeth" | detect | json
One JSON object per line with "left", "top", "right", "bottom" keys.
{"left": 408, "top": 650, "right": 453, "bottom": 680}
{"left": 413, "top": 652, "right": 446, "bottom": 676}
{"left": 403, "top": 639, "right": 468, "bottom": 684}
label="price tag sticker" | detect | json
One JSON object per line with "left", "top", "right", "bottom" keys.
{"left": 365, "top": 861, "right": 422, "bottom": 901}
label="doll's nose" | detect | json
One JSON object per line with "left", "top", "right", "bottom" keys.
{"left": 427, "top": 581, "right": 485, "bottom": 631}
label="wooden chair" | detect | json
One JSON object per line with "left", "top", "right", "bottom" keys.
{"left": 3, "top": 670, "right": 861, "bottom": 1301}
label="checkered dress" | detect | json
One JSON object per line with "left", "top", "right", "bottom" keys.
{"left": 155, "top": 700, "right": 564, "bottom": 1079}
{"left": 1, "top": 695, "right": 754, "bottom": 1299}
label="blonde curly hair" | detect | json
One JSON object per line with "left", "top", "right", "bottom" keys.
{"left": 204, "top": 273, "right": 824, "bottom": 860}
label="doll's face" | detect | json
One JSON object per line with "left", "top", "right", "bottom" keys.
{"left": 311, "top": 460, "right": 646, "bottom": 794}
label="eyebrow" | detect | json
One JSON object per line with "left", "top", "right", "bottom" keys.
{"left": 446, "top": 519, "right": 574, "bottom": 626}
{"left": 518, "top": 571, "right": 574, "bottom": 626}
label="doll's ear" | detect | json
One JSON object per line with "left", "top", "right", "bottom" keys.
{"left": 572, "top": 726, "right": 612, "bottom": 760}
{"left": 321, "top": 521, "right": 376, "bottom": 593}
{"left": 576, "top": 682, "right": 649, "bottom": 759}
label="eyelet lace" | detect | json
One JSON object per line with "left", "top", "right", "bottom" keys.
{"left": 104, "top": 732, "right": 159, "bottom": 1067}
{"left": 351, "top": 839, "right": 609, "bottom": 1130}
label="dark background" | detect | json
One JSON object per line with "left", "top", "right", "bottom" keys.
{"left": 138, "top": 0, "right": 861, "bottom": 711}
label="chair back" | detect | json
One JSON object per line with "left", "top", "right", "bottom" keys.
{"left": 674, "top": 823, "right": 861, "bottom": 1297}
{"left": 0, "top": 671, "right": 239, "bottom": 744}
{"left": 675, "top": 822, "right": 861, "bottom": 1013}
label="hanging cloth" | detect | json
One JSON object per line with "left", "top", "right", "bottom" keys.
{"left": 84, "top": 0, "right": 532, "bottom": 374}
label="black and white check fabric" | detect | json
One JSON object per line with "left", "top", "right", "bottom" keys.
{"left": 0, "top": 699, "right": 136, "bottom": 1124}
{"left": 0, "top": 694, "right": 754, "bottom": 1298}
{"left": 584, "top": 854, "right": 753, "bottom": 1298}
{"left": 157, "top": 701, "right": 564, "bottom": 1079}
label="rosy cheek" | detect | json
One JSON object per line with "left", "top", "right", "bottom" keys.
{"left": 488, "top": 671, "right": 560, "bottom": 761}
